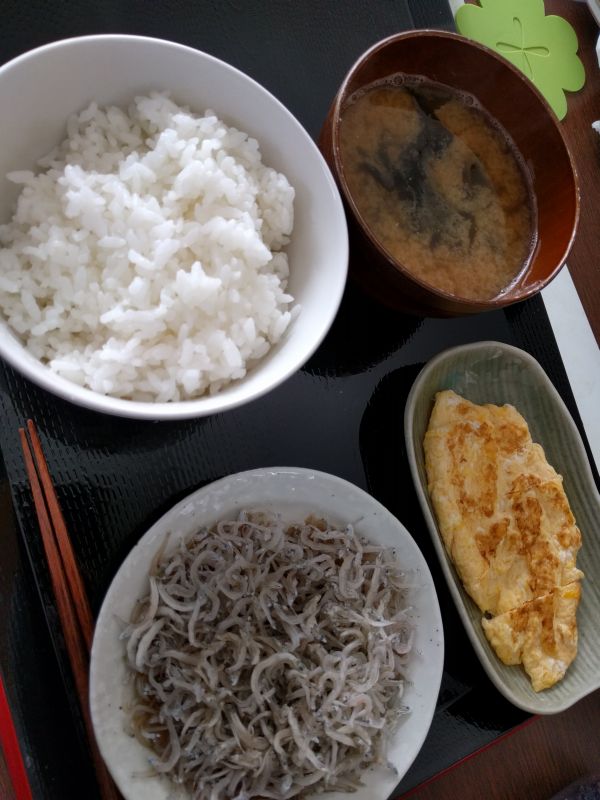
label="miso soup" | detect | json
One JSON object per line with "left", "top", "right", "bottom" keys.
{"left": 339, "top": 76, "right": 537, "bottom": 301}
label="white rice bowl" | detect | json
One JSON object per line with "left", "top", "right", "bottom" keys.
{"left": 0, "top": 35, "right": 348, "bottom": 419}
{"left": 0, "top": 93, "right": 297, "bottom": 402}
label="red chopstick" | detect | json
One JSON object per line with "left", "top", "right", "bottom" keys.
{"left": 0, "top": 672, "right": 33, "bottom": 800}
{"left": 19, "top": 422, "right": 121, "bottom": 800}
{"left": 25, "top": 420, "right": 95, "bottom": 651}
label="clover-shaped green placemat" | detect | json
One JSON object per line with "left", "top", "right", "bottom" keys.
{"left": 455, "top": 0, "right": 585, "bottom": 119}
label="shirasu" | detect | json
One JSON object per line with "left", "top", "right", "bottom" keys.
{"left": 123, "top": 511, "right": 414, "bottom": 799}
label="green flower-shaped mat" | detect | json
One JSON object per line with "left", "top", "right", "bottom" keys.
{"left": 455, "top": 0, "right": 585, "bottom": 119}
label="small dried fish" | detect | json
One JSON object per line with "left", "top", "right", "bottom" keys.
{"left": 123, "top": 512, "right": 414, "bottom": 799}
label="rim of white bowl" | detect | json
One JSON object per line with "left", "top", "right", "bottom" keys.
{"left": 0, "top": 34, "right": 348, "bottom": 420}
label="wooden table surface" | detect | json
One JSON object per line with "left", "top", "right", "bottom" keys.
{"left": 0, "top": 748, "right": 12, "bottom": 800}
{"left": 545, "top": 0, "right": 600, "bottom": 348}
{"left": 0, "top": 1, "right": 598, "bottom": 798}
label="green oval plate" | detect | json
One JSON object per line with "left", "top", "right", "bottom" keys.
{"left": 404, "top": 341, "right": 600, "bottom": 714}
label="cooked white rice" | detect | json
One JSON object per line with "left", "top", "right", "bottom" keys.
{"left": 0, "top": 93, "right": 296, "bottom": 401}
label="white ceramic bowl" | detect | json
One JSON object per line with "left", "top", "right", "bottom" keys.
{"left": 90, "top": 467, "right": 444, "bottom": 800}
{"left": 0, "top": 35, "right": 348, "bottom": 419}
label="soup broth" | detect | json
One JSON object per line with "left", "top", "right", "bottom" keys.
{"left": 339, "top": 76, "right": 537, "bottom": 301}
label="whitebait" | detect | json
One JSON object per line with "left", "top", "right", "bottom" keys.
{"left": 123, "top": 512, "right": 414, "bottom": 799}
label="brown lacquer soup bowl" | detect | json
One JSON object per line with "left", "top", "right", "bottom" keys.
{"left": 320, "top": 31, "right": 579, "bottom": 317}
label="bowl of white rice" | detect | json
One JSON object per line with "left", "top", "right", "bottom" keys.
{"left": 0, "top": 35, "right": 348, "bottom": 419}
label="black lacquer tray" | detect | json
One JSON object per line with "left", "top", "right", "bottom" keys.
{"left": 0, "top": 2, "right": 597, "bottom": 798}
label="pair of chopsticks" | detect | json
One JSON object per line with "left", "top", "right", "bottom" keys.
{"left": 19, "top": 420, "right": 121, "bottom": 800}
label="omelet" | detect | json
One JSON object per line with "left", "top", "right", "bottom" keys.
{"left": 424, "top": 389, "right": 583, "bottom": 691}
{"left": 482, "top": 582, "right": 581, "bottom": 691}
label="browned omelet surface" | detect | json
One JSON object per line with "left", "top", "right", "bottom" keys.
{"left": 424, "top": 389, "right": 583, "bottom": 691}
{"left": 482, "top": 583, "right": 581, "bottom": 692}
